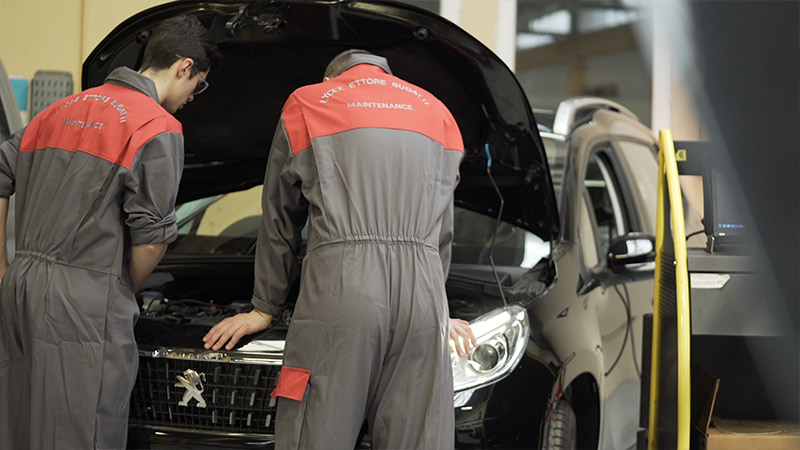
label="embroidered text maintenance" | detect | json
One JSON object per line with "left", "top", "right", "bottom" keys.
{"left": 346, "top": 102, "right": 413, "bottom": 110}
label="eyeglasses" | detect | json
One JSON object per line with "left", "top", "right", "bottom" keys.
{"left": 176, "top": 54, "right": 209, "bottom": 95}
{"left": 190, "top": 66, "right": 209, "bottom": 95}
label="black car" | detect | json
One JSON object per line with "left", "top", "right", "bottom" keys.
{"left": 83, "top": 2, "right": 659, "bottom": 449}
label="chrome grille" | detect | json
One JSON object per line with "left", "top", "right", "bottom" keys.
{"left": 129, "top": 355, "right": 281, "bottom": 433}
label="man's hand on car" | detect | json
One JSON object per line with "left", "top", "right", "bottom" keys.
{"left": 449, "top": 318, "right": 476, "bottom": 357}
{"left": 203, "top": 309, "right": 273, "bottom": 351}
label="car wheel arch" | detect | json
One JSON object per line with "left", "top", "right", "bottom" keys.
{"left": 547, "top": 351, "right": 603, "bottom": 449}
{"left": 546, "top": 372, "right": 601, "bottom": 450}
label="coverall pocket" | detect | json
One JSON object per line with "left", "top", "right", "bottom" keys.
{"left": 272, "top": 366, "right": 312, "bottom": 450}
{"left": 271, "top": 366, "right": 311, "bottom": 401}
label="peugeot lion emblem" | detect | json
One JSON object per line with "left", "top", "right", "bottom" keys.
{"left": 175, "top": 369, "right": 207, "bottom": 408}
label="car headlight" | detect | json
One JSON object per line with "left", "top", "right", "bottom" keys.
{"left": 452, "top": 304, "right": 530, "bottom": 392}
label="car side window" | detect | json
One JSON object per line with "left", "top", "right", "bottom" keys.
{"left": 579, "top": 191, "right": 600, "bottom": 267}
{"left": 615, "top": 140, "right": 658, "bottom": 233}
{"left": 582, "top": 152, "right": 628, "bottom": 265}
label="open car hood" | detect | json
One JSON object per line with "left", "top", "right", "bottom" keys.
{"left": 83, "top": 0, "right": 559, "bottom": 239}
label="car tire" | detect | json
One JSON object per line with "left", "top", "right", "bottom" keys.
{"left": 544, "top": 400, "right": 577, "bottom": 450}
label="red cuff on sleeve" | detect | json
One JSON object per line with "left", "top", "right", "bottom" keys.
{"left": 270, "top": 366, "right": 311, "bottom": 401}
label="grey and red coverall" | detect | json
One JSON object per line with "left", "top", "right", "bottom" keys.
{"left": 0, "top": 67, "right": 183, "bottom": 449}
{"left": 256, "top": 54, "right": 463, "bottom": 449}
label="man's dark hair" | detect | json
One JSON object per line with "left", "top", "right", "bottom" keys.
{"left": 140, "top": 15, "right": 221, "bottom": 76}
{"left": 324, "top": 49, "right": 374, "bottom": 79}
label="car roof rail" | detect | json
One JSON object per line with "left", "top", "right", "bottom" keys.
{"left": 552, "top": 97, "right": 639, "bottom": 136}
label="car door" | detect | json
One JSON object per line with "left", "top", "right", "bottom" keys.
{"left": 577, "top": 144, "right": 646, "bottom": 450}
{"left": 610, "top": 138, "right": 659, "bottom": 379}
{"left": 579, "top": 148, "right": 633, "bottom": 372}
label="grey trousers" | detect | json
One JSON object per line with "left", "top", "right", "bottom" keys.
{"left": 273, "top": 243, "right": 454, "bottom": 449}
{"left": 0, "top": 255, "right": 138, "bottom": 450}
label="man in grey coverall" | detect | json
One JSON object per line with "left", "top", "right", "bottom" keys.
{"left": 203, "top": 50, "right": 473, "bottom": 448}
{"left": 0, "top": 16, "right": 219, "bottom": 449}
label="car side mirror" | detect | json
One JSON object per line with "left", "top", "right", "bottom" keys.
{"left": 606, "top": 233, "right": 656, "bottom": 276}
{"left": 577, "top": 232, "right": 657, "bottom": 295}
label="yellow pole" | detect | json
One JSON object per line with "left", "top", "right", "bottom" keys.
{"left": 649, "top": 130, "right": 692, "bottom": 449}
{"left": 659, "top": 130, "right": 692, "bottom": 450}
{"left": 647, "top": 131, "right": 668, "bottom": 450}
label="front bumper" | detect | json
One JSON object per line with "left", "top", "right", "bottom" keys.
{"left": 127, "top": 425, "right": 274, "bottom": 450}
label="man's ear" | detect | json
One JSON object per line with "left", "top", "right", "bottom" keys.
{"left": 176, "top": 58, "right": 194, "bottom": 80}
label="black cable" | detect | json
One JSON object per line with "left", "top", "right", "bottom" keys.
{"left": 624, "top": 284, "right": 641, "bottom": 378}
{"left": 686, "top": 229, "right": 704, "bottom": 241}
{"left": 605, "top": 283, "right": 641, "bottom": 378}
{"left": 485, "top": 144, "right": 508, "bottom": 306}
{"left": 606, "top": 283, "right": 632, "bottom": 377}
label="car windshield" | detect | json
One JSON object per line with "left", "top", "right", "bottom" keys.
{"left": 170, "top": 185, "right": 550, "bottom": 269}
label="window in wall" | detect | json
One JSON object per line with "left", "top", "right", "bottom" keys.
{"left": 515, "top": 0, "right": 651, "bottom": 126}
{"left": 577, "top": 6, "right": 641, "bottom": 34}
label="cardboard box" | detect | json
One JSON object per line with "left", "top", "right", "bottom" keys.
{"left": 705, "top": 418, "right": 800, "bottom": 450}
{"left": 693, "top": 369, "right": 800, "bottom": 450}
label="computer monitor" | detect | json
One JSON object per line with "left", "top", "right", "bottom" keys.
{"left": 703, "top": 166, "right": 749, "bottom": 249}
